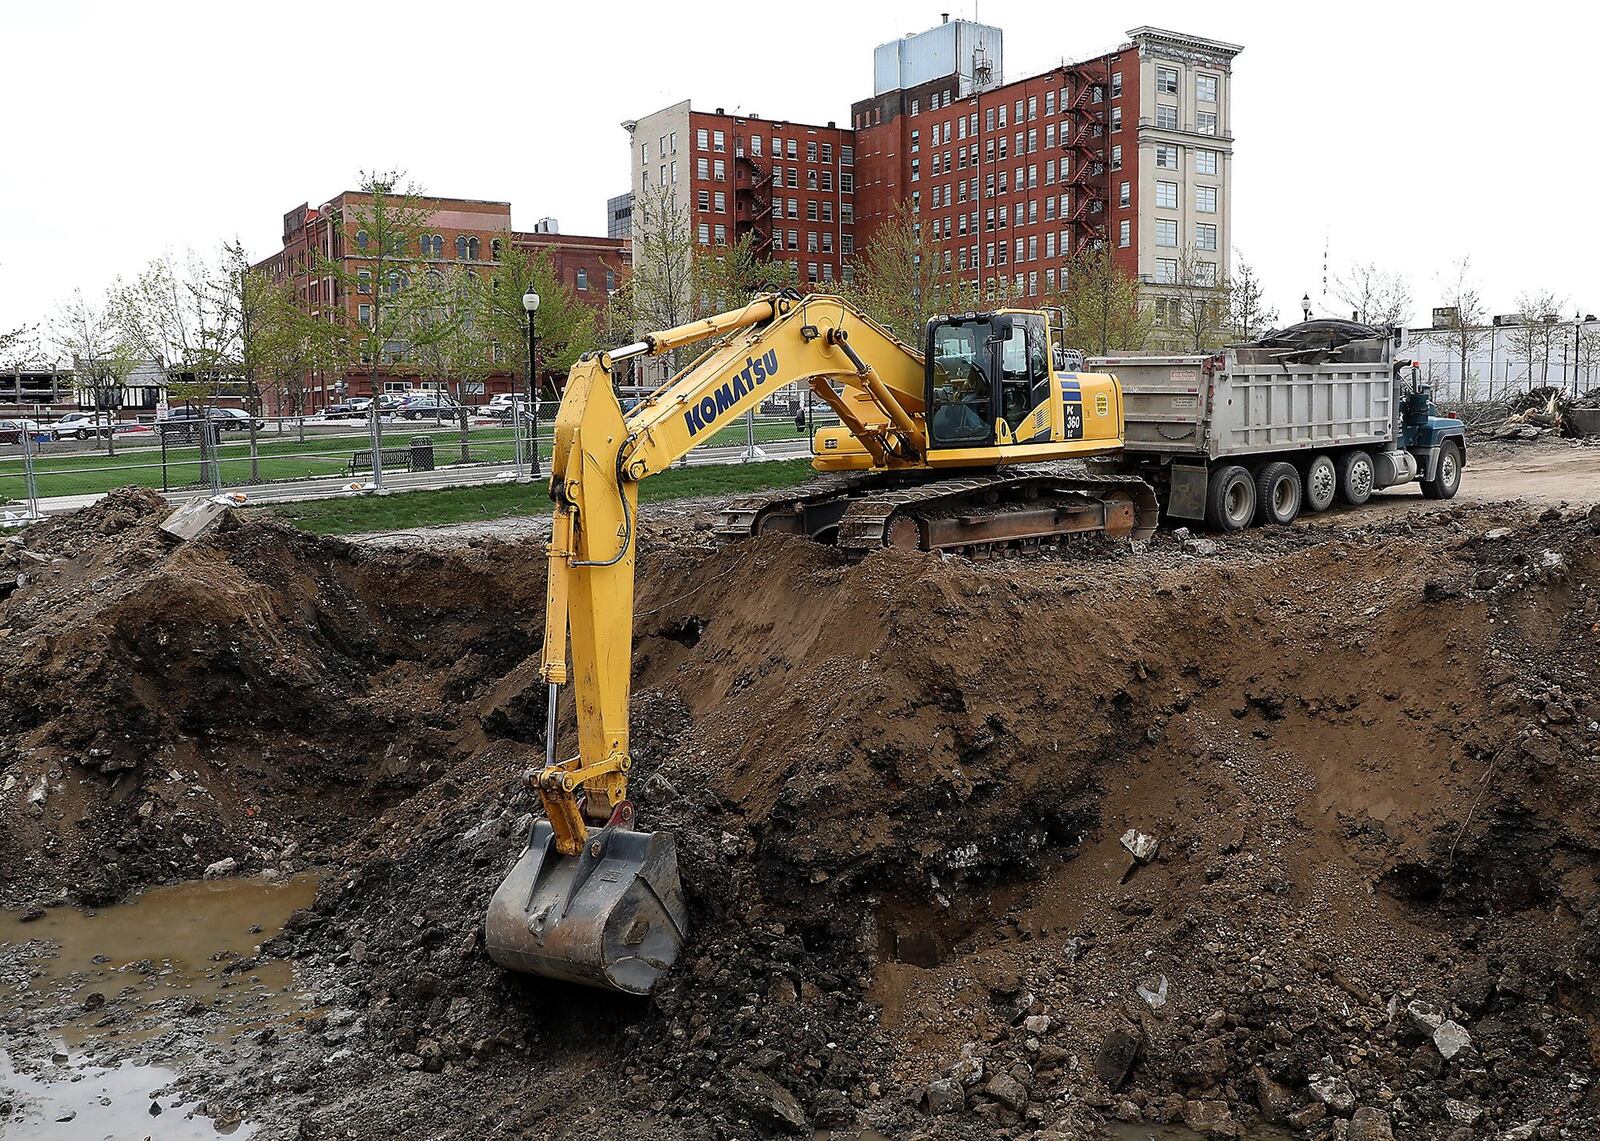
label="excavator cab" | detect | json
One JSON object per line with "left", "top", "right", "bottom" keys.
{"left": 926, "top": 311, "right": 1055, "bottom": 449}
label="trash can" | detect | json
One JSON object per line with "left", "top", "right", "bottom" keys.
{"left": 409, "top": 435, "right": 435, "bottom": 472}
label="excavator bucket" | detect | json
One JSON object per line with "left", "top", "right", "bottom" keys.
{"left": 484, "top": 814, "right": 689, "bottom": 995}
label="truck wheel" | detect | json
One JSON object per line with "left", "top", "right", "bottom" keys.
{"left": 1205, "top": 465, "right": 1256, "bottom": 532}
{"left": 1302, "top": 454, "right": 1337, "bottom": 513}
{"left": 1420, "top": 440, "right": 1463, "bottom": 500}
{"left": 1337, "top": 450, "right": 1375, "bottom": 506}
{"left": 1254, "top": 462, "right": 1302, "bottom": 525}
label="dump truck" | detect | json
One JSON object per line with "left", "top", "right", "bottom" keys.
{"left": 1089, "top": 319, "right": 1467, "bottom": 531}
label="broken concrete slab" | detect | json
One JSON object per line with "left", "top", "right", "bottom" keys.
{"left": 159, "top": 498, "right": 234, "bottom": 542}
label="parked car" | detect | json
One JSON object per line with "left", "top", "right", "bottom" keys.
{"left": 323, "top": 402, "right": 364, "bottom": 419}
{"left": 0, "top": 420, "right": 37, "bottom": 445}
{"left": 158, "top": 406, "right": 263, "bottom": 433}
{"left": 396, "top": 393, "right": 461, "bottom": 420}
{"left": 51, "top": 411, "right": 116, "bottom": 440}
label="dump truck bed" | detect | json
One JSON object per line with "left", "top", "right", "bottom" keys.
{"left": 1091, "top": 347, "right": 1397, "bottom": 463}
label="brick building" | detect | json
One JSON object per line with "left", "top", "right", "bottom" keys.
{"left": 853, "top": 22, "right": 1240, "bottom": 316}
{"left": 257, "top": 192, "right": 628, "bottom": 410}
{"left": 626, "top": 100, "right": 858, "bottom": 288}
{"left": 624, "top": 19, "right": 1240, "bottom": 335}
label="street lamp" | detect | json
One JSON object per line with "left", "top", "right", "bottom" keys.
{"left": 522, "top": 289, "right": 541, "bottom": 478}
{"left": 1301, "top": 293, "right": 1312, "bottom": 323}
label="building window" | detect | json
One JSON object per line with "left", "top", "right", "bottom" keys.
{"left": 1120, "top": 181, "right": 1131, "bottom": 207}
{"left": 420, "top": 234, "right": 442, "bottom": 257}
{"left": 911, "top": 98, "right": 920, "bottom": 116}
{"left": 1157, "top": 66, "right": 1178, "bottom": 95}
{"left": 807, "top": 262, "right": 818, "bottom": 283}
{"left": 697, "top": 223, "right": 710, "bottom": 245}
{"left": 806, "top": 231, "right": 819, "bottom": 253}
{"left": 1196, "top": 149, "right": 1218, "bottom": 175}
{"left": 358, "top": 269, "right": 371, "bottom": 293}
{"left": 1111, "top": 144, "right": 1122, "bottom": 171}
{"left": 786, "top": 168, "right": 798, "bottom": 188}
{"left": 985, "top": 107, "right": 996, "bottom": 132}
{"left": 605, "top": 270, "right": 615, "bottom": 292}
{"left": 1196, "top": 185, "right": 1217, "bottom": 213}
{"left": 696, "top": 128, "right": 709, "bottom": 149}
{"left": 355, "top": 229, "right": 369, "bottom": 250}
{"left": 822, "top": 232, "right": 833, "bottom": 253}
{"left": 1045, "top": 91, "right": 1056, "bottom": 116}
{"left": 821, "top": 143, "right": 833, "bottom": 163}
{"left": 1027, "top": 235, "right": 1037, "bottom": 260}
{"left": 786, "top": 139, "right": 797, "bottom": 159}
{"left": 491, "top": 239, "right": 502, "bottom": 260}
{"left": 821, "top": 170, "right": 833, "bottom": 191}
{"left": 697, "top": 158, "right": 709, "bottom": 179}
{"left": 1118, "top": 220, "right": 1131, "bottom": 247}
{"left": 1156, "top": 257, "right": 1177, "bottom": 284}
{"left": 1046, "top": 232, "right": 1056, "bottom": 258}
{"left": 842, "top": 234, "right": 854, "bottom": 255}
{"left": 714, "top": 191, "right": 726, "bottom": 212}
{"left": 821, "top": 201, "right": 832, "bottom": 221}
{"left": 1155, "top": 219, "right": 1178, "bottom": 247}
{"left": 1111, "top": 72, "right": 1122, "bottom": 98}
{"left": 714, "top": 224, "right": 726, "bottom": 244}
{"left": 787, "top": 229, "right": 798, "bottom": 249}
{"left": 1156, "top": 104, "right": 1178, "bottom": 130}
{"left": 751, "top": 136, "right": 762, "bottom": 156}
{"left": 1196, "top": 111, "right": 1218, "bottom": 136}
{"left": 1014, "top": 99, "right": 1023, "bottom": 121}
{"left": 1197, "top": 74, "right": 1218, "bottom": 103}
{"left": 712, "top": 159, "right": 725, "bottom": 181}
{"left": 1155, "top": 144, "right": 1178, "bottom": 169}
{"left": 1196, "top": 223, "right": 1218, "bottom": 251}
{"left": 841, "top": 145, "right": 853, "bottom": 165}
{"left": 1195, "top": 261, "right": 1217, "bottom": 286}
{"left": 576, "top": 268, "right": 589, "bottom": 290}
{"left": 1027, "top": 95, "right": 1037, "bottom": 119}
{"left": 910, "top": 159, "right": 919, "bottom": 182}
{"left": 788, "top": 199, "right": 799, "bottom": 218}
{"left": 358, "top": 303, "right": 371, "bottom": 325}
{"left": 697, "top": 189, "right": 710, "bottom": 211}
{"left": 1111, "top": 106, "right": 1123, "bottom": 131}
{"left": 806, "top": 141, "right": 818, "bottom": 162}
{"left": 911, "top": 130, "right": 920, "bottom": 154}
{"left": 841, "top": 172, "right": 853, "bottom": 193}
{"left": 713, "top": 130, "right": 725, "bottom": 151}
{"left": 1156, "top": 181, "right": 1178, "bottom": 209}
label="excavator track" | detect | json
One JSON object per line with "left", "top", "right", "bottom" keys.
{"left": 716, "top": 464, "right": 1159, "bottom": 555}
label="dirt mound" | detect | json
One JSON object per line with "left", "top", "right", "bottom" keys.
{"left": 7, "top": 492, "right": 1600, "bottom": 1140}
{"left": 0, "top": 489, "right": 545, "bottom": 907}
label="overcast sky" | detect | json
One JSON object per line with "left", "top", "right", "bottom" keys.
{"left": 4, "top": 0, "right": 1595, "bottom": 344}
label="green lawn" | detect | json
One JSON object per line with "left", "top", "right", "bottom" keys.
{"left": 1, "top": 416, "right": 820, "bottom": 501}
{"left": 254, "top": 457, "right": 817, "bottom": 535}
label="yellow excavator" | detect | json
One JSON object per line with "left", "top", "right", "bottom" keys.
{"left": 484, "top": 290, "right": 1156, "bottom": 994}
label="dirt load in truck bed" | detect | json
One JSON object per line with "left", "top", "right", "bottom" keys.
{"left": 2, "top": 476, "right": 1600, "bottom": 1140}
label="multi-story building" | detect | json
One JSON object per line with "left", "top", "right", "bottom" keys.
{"left": 623, "top": 19, "right": 1239, "bottom": 342}
{"left": 853, "top": 21, "right": 1240, "bottom": 317}
{"left": 606, "top": 192, "right": 634, "bottom": 240}
{"left": 625, "top": 100, "right": 858, "bottom": 288}
{"left": 257, "top": 192, "right": 628, "bottom": 409}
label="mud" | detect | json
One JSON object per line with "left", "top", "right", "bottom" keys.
{"left": 3, "top": 465, "right": 1600, "bottom": 1140}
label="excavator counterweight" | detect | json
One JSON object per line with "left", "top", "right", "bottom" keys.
{"left": 485, "top": 292, "right": 1157, "bottom": 993}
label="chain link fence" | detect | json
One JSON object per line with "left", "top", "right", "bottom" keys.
{"left": 1, "top": 403, "right": 836, "bottom": 516}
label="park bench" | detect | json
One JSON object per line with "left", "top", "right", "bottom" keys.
{"left": 346, "top": 447, "right": 414, "bottom": 476}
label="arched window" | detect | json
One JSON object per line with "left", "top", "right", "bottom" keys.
{"left": 425, "top": 270, "right": 445, "bottom": 288}
{"left": 491, "top": 239, "right": 502, "bottom": 260}
{"left": 355, "top": 229, "right": 369, "bottom": 251}
{"left": 456, "top": 235, "right": 469, "bottom": 259}
{"left": 467, "top": 236, "right": 480, "bottom": 260}
{"left": 421, "top": 234, "right": 443, "bottom": 257}
{"left": 385, "top": 270, "right": 409, "bottom": 297}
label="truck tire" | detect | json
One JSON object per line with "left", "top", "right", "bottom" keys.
{"left": 1302, "top": 453, "right": 1337, "bottom": 513}
{"left": 1337, "top": 450, "right": 1375, "bottom": 506}
{"left": 1254, "top": 462, "right": 1302, "bottom": 525}
{"left": 1420, "top": 440, "right": 1463, "bottom": 500}
{"left": 1205, "top": 464, "right": 1256, "bottom": 532}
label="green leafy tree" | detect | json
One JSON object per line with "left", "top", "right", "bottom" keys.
{"left": 840, "top": 199, "right": 956, "bottom": 343}
{"left": 690, "top": 231, "right": 796, "bottom": 316}
{"left": 319, "top": 171, "right": 433, "bottom": 397}
{"left": 475, "top": 242, "right": 597, "bottom": 399}
{"left": 250, "top": 270, "right": 347, "bottom": 415}
{"left": 1054, "top": 245, "right": 1153, "bottom": 356}
{"left": 109, "top": 247, "right": 240, "bottom": 406}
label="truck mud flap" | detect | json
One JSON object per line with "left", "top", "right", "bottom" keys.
{"left": 485, "top": 817, "right": 689, "bottom": 995}
{"left": 1167, "top": 462, "right": 1208, "bottom": 521}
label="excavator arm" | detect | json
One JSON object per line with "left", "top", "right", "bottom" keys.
{"left": 486, "top": 292, "right": 930, "bottom": 993}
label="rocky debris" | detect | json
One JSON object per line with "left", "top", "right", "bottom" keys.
{"left": 1347, "top": 1105, "right": 1395, "bottom": 1140}
{"left": 158, "top": 497, "right": 234, "bottom": 542}
{"left": 1310, "top": 1075, "right": 1357, "bottom": 1114}
{"left": 202, "top": 857, "right": 239, "bottom": 880}
{"left": 1096, "top": 1027, "right": 1141, "bottom": 1091}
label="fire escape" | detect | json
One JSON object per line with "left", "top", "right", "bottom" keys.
{"left": 734, "top": 136, "right": 775, "bottom": 260}
{"left": 1062, "top": 59, "right": 1112, "bottom": 256}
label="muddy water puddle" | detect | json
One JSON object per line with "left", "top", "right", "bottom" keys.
{"left": 0, "top": 1048, "right": 253, "bottom": 1138}
{"left": 2, "top": 874, "right": 317, "bottom": 1046}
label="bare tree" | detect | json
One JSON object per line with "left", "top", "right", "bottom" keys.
{"left": 621, "top": 185, "right": 698, "bottom": 381}
{"left": 52, "top": 290, "right": 137, "bottom": 454}
{"left": 1164, "top": 245, "right": 1229, "bottom": 352}
{"left": 109, "top": 247, "right": 241, "bottom": 407}
{"left": 1226, "top": 253, "right": 1277, "bottom": 343}
{"left": 1578, "top": 320, "right": 1600, "bottom": 395}
{"left": 1425, "top": 258, "right": 1490, "bottom": 401}
{"left": 1333, "top": 262, "right": 1413, "bottom": 327}
{"left": 1506, "top": 290, "right": 1565, "bottom": 389}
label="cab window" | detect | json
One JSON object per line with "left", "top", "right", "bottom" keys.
{"left": 928, "top": 319, "right": 994, "bottom": 446}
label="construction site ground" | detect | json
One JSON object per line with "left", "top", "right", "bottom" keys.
{"left": 2, "top": 436, "right": 1599, "bottom": 1140}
